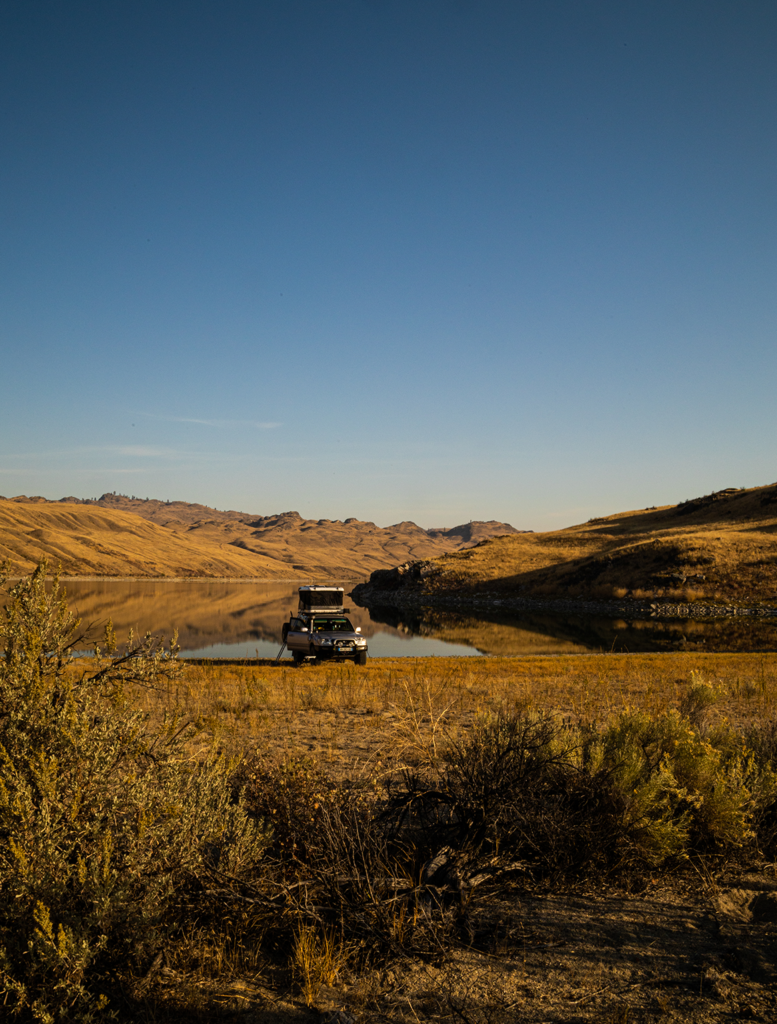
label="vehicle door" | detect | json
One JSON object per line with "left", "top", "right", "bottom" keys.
{"left": 285, "top": 617, "right": 309, "bottom": 652}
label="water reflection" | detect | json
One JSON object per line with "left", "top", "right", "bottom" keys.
{"left": 53, "top": 580, "right": 484, "bottom": 659}
{"left": 364, "top": 604, "right": 777, "bottom": 654}
{"left": 15, "top": 580, "right": 777, "bottom": 657}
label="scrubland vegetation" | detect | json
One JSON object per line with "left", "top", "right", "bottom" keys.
{"left": 2, "top": 567, "right": 777, "bottom": 1022}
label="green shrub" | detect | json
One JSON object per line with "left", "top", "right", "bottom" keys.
{"left": 388, "top": 690, "right": 774, "bottom": 885}
{"left": 745, "top": 717, "right": 777, "bottom": 771}
{"left": 0, "top": 565, "right": 269, "bottom": 1022}
{"left": 587, "top": 692, "right": 774, "bottom": 864}
{"left": 742, "top": 717, "right": 777, "bottom": 855}
{"left": 235, "top": 754, "right": 350, "bottom": 868}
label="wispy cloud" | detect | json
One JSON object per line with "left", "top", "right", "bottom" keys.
{"left": 3, "top": 445, "right": 212, "bottom": 460}
{"left": 111, "top": 445, "right": 177, "bottom": 458}
{"left": 76, "top": 467, "right": 147, "bottom": 474}
{"left": 140, "top": 413, "right": 282, "bottom": 430}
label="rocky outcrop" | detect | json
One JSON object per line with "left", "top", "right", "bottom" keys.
{"left": 351, "top": 556, "right": 777, "bottom": 623}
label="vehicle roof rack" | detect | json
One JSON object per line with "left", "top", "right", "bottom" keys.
{"left": 297, "top": 586, "right": 345, "bottom": 613}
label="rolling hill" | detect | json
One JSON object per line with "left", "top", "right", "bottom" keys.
{"left": 0, "top": 494, "right": 520, "bottom": 578}
{"left": 353, "top": 483, "right": 777, "bottom": 609}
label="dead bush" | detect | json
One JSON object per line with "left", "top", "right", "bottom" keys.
{"left": 384, "top": 710, "right": 633, "bottom": 882}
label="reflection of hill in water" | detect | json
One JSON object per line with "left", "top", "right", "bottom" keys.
{"left": 364, "top": 605, "right": 777, "bottom": 655}
{"left": 367, "top": 605, "right": 590, "bottom": 655}
{"left": 59, "top": 580, "right": 393, "bottom": 651}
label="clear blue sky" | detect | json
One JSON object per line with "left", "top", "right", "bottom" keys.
{"left": 1, "top": 1, "right": 775, "bottom": 530}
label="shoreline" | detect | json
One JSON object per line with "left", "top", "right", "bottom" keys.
{"left": 8, "top": 575, "right": 364, "bottom": 584}
{"left": 179, "top": 650, "right": 776, "bottom": 664}
{"left": 352, "top": 586, "right": 777, "bottom": 622}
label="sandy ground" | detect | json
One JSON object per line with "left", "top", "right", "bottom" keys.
{"left": 148, "top": 865, "right": 777, "bottom": 1022}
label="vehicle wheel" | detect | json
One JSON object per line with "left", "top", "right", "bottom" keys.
{"left": 355, "top": 651, "right": 367, "bottom": 666}
{"left": 292, "top": 651, "right": 305, "bottom": 666}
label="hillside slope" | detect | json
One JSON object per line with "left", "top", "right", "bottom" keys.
{"left": 353, "top": 484, "right": 777, "bottom": 609}
{"left": 0, "top": 501, "right": 293, "bottom": 578}
{"left": 0, "top": 495, "right": 520, "bottom": 578}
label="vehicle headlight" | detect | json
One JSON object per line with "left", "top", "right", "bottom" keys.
{"left": 321, "top": 637, "right": 332, "bottom": 645}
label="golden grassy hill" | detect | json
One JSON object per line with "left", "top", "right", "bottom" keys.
{"left": 0, "top": 496, "right": 519, "bottom": 578}
{"left": 0, "top": 500, "right": 293, "bottom": 578}
{"left": 83, "top": 495, "right": 521, "bottom": 574}
{"left": 355, "top": 483, "right": 777, "bottom": 608}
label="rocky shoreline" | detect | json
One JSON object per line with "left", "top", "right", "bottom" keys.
{"left": 351, "top": 582, "right": 777, "bottom": 623}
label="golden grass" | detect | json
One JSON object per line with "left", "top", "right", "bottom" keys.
{"left": 292, "top": 924, "right": 350, "bottom": 1006}
{"left": 406, "top": 483, "right": 777, "bottom": 606}
{"left": 0, "top": 499, "right": 290, "bottom": 578}
{"left": 125, "top": 653, "right": 777, "bottom": 769}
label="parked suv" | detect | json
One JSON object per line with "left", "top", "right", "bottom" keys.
{"left": 282, "top": 586, "right": 368, "bottom": 665}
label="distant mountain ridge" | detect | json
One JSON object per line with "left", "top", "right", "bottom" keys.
{"left": 0, "top": 493, "right": 523, "bottom": 578}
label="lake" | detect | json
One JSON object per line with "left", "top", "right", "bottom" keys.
{"left": 49, "top": 580, "right": 483, "bottom": 659}
{"left": 23, "top": 579, "right": 777, "bottom": 658}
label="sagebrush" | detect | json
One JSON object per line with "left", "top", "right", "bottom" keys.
{"left": 0, "top": 564, "right": 269, "bottom": 1022}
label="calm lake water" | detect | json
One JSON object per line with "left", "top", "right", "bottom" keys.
{"left": 21, "top": 579, "right": 777, "bottom": 658}
{"left": 51, "top": 580, "right": 484, "bottom": 659}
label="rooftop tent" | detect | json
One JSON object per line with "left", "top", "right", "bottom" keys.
{"left": 298, "top": 587, "right": 344, "bottom": 612}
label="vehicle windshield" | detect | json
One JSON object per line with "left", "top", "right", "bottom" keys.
{"left": 313, "top": 617, "right": 354, "bottom": 632}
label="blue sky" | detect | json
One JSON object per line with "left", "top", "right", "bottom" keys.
{"left": 1, "top": 1, "right": 775, "bottom": 530}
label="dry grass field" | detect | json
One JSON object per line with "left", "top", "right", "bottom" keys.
{"left": 104, "top": 653, "right": 777, "bottom": 1023}
{"left": 135, "top": 652, "right": 777, "bottom": 765}
{"left": 360, "top": 482, "right": 777, "bottom": 608}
